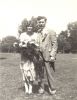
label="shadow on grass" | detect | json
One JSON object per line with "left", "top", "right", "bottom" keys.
{"left": 0, "top": 57, "right": 7, "bottom": 60}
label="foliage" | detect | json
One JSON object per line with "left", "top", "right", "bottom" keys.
{"left": 0, "top": 36, "right": 19, "bottom": 52}
{"left": 68, "top": 21, "right": 77, "bottom": 31}
{"left": 18, "top": 18, "right": 28, "bottom": 35}
{"left": 57, "top": 30, "right": 71, "bottom": 53}
{"left": 68, "top": 21, "right": 77, "bottom": 53}
{"left": 58, "top": 21, "right": 77, "bottom": 53}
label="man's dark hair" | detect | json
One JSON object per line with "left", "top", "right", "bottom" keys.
{"left": 37, "top": 16, "right": 47, "bottom": 21}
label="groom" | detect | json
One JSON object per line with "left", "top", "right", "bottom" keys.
{"left": 36, "top": 16, "right": 58, "bottom": 95}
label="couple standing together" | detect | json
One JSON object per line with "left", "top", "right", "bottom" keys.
{"left": 18, "top": 16, "right": 58, "bottom": 96}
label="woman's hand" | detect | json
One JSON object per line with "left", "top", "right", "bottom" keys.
{"left": 19, "top": 42, "right": 27, "bottom": 47}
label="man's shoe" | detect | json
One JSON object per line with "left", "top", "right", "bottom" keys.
{"left": 49, "top": 88, "right": 56, "bottom": 95}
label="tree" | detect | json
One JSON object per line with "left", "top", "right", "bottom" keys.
{"left": 18, "top": 18, "right": 28, "bottom": 36}
{"left": 57, "top": 30, "right": 71, "bottom": 53}
{"left": 0, "top": 39, "right": 2, "bottom": 52}
{"left": 1, "top": 36, "right": 18, "bottom": 52}
{"left": 68, "top": 21, "right": 77, "bottom": 53}
{"left": 30, "top": 16, "right": 37, "bottom": 32}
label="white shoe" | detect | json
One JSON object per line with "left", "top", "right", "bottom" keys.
{"left": 38, "top": 87, "right": 44, "bottom": 94}
{"left": 28, "top": 84, "right": 32, "bottom": 94}
{"left": 24, "top": 83, "right": 29, "bottom": 93}
{"left": 49, "top": 88, "right": 56, "bottom": 95}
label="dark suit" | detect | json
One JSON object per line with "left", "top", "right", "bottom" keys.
{"left": 38, "top": 27, "right": 57, "bottom": 90}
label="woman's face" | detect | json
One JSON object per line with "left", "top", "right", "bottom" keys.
{"left": 27, "top": 26, "right": 33, "bottom": 33}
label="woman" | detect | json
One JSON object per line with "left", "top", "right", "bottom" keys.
{"left": 19, "top": 20, "right": 39, "bottom": 95}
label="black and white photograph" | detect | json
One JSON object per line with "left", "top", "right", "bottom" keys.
{"left": 0, "top": 0, "right": 77, "bottom": 100}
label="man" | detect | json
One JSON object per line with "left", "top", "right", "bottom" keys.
{"left": 36, "top": 16, "right": 58, "bottom": 95}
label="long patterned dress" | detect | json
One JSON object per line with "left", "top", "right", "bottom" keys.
{"left": 19, "top": 32, "right": 39, "bottom": 82}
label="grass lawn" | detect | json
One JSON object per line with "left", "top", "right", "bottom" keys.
{"left": 0, "top": 53, "right": 77, "bottom": 100}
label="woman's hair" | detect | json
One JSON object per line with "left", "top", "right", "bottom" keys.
{"left": 18, "top": 17, "right": 37, "bottom": 34}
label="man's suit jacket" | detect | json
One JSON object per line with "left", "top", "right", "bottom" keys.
{"left": 38, "top": 27, "right": 57, "bottom": 62}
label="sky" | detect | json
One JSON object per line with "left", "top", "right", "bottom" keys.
{"left": 0, "top": 0, "right": 77, "bottom": 39}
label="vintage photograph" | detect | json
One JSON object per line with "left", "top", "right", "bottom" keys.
{"left": 0, "top": 0, "right": 77, "bottom": 100}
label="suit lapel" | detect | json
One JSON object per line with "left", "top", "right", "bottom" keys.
{"left": 38, "top": 27, "right": 48, "bottom": 42}
{"left": 42, "top": 33, "right": 47, "bottom": 42}
{"left": 41, "top": 28, "right": 48, "bottom": 42}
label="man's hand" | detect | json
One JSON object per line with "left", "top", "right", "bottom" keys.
{"left": 49, "top": 56, "right": 55, "bottom": 62}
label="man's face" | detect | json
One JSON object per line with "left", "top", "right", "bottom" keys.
{"left": 37, "top": 19, "right": 46, "bottom": 29}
